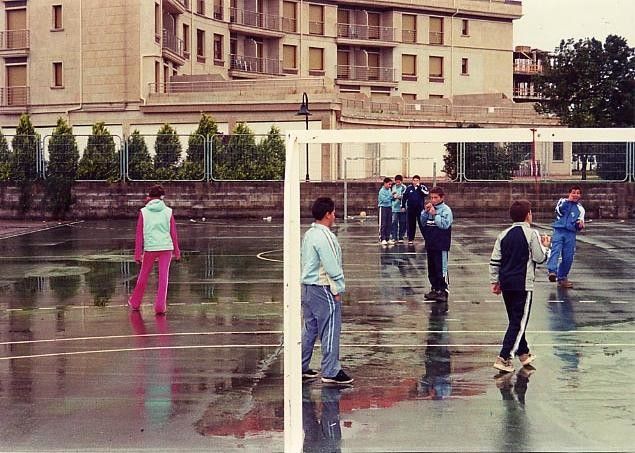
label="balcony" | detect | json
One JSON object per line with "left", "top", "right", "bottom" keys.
{"left": 230, "top": 54, "right": 281, "bottom": 76}
{"left": 229, "top": 8, "right": 284, "bottom": 37}
{"left": 336, "top": 65, "right": 396, "bottom": 83}
{"left": 337, "top": 24, "right": 396, "bottom": 46}
{"left": 429, "top": 31, "right": 443, "bottom": 45}
{"left": 163, "top": 0, "right": 187, "bottom": 15}
{"left": 162, "top": 29, "right": 186, "bottom": 65}
{"left": 513, "top": 86, "right": 543, "bottom": 100}
{"left": 0, "top": 30, "right": 30, "bottom": 55}
{"left": 0, "top": 86, "right": 29, "bottom": 109}
{"left": 513, "top": 62, "right": 543, "bottom": 74}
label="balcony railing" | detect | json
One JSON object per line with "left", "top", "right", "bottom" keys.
{"left": 337, "top": 23, "right": 394, "bottom": 41}
{"left": 230, "top": 54, "right": 281, "bottom": 75}
{"left": 213, "top": 4, "right": 223, "bottom": 20}
{"left": 513, "top": 87, "right": 543, "bottom": 98}
{"left": 0, "top": 29, "right": 29, "bottom": 50}
{"left": 0, "top": 86, "right": 29, "bottom": 107}
{"left": 229, "top": 7, "right": 280, "bottom": 31}
{"left": 309, "top": 20, "right": 323, "bottom": 35}
{"left": 281, "top": 17, "right": 296, "bottom": 33}
{"left": 162, "top": 29, "right": 185, "bottom": 59}
{"left": 402, "top": 29, "right": 416, "bottom": 43}
{"left": 336, "top": 65, "right": 395, "bottom": 82}
{"left": 513, "top": 62, "right": 543, "bottom": 74}
{"left": 429, "top": 31, "right": 443, "bottom": 45}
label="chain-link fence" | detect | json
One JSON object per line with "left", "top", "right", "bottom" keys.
{"left": 211, "top": 133, "right": 285, "bottom": 181}
{"left": 1, "top": 134, "right": 42, "bottom": 181}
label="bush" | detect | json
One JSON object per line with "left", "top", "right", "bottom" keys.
{"left": 127, "top": 130, "right": 154, "bottom": 180}
{"left": 0, "top": 129, "right": 10, "bottom": 181}
{"left": 154, "top": 123, "right": 181, "bottom": 179}
{"left": 77, "top": 122, "right": 119, "bottom": 180}
{"left": 46, "top": 117, "right": 79, "bottom": 217}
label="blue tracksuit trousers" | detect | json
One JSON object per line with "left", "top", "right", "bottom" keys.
{"left": 547, "top": 228, "right": 577, "bottom": 281}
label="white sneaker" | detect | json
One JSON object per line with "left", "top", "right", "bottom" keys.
{"left": 388, "top": 239, "right": 396, "bottom": 244}
{"left": 381, "top": 240, "right": 388, "bottom": 245}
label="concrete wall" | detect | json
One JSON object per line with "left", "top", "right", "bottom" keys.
{"left": 0, "top": 181, "right": 633, "bottom": 221}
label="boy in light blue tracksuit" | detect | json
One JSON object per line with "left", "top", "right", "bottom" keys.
{"left": 547, "top": 186, "right": 585, "bottom": 288}
{"left": 377, "top": 177, "right": 393, "bottom": 244}
{"left": 301, "top": 197, "right": 353, "bottom": 385}
{"left": 391, "top": 175, "right": 407, "bottom": 242}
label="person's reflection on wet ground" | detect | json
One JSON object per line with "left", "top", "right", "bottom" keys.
{"left": 418, "top": 301, "right": 451, "bottom": 399}
{"left": 129, "top": 311, "right": 174, "bottom": 427}
{"left": 302, "top": 383, "right": 344, "bottom": 453}
{"left": 494, "top": 366, "right": 534, "bottom": 451}
{"left": 548, "top": 287, "right": 581, "bottom": 372}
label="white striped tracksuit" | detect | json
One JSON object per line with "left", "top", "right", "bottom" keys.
{"left": 300, "top": 223, "right": 345, "bottom": 378}
{"left": 489, "top": 222, "right": 548, "bottom": 359}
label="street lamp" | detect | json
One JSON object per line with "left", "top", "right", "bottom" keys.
{"left": 297, "top": 92, "right": 311, "bottom": 181}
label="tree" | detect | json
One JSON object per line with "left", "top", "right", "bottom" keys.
{"left": 77, "top": 122, "right": 118, "bottom": 180}
{"left": 256, "top": 125, "right": 285, "bottom": 180}
{"left": 154, "top": 123, "right": 181, "bottom": 180}
{"left": 182, "top": 114, "right": 219, "bottom": 180}
{"left": 11, "top": 113, "right": 39, "bottom": 182}
{"left": 535, "top": 35, "right": 634, "bottom": 179}
{"left": 127, "top": 130, "right": 154, "bottom": 180}
{"left": 213, "top": 122, "right": 257, "bottom": 180}
{"left": 46, "top": 117, "right": 79, "bottom": 217}
{"left": 0, "top": 129, "right": 10, "bottom": 181}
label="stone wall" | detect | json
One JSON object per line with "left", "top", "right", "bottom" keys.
{"left": 0, "top": 181, "right": 633, "bottom": 221}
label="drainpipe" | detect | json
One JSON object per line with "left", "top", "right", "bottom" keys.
{"left": 449, "top": 0, "right": 459, "bottom": 101}
{"left": 299, "top": 0, "right": 303, "bottom": 75}
{"left": 66, "top": 0, "right": 83, "bottom": 117}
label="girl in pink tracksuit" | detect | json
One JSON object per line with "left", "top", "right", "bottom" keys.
{"left": 129, "top": 185, "right": 181, "bottom": 315}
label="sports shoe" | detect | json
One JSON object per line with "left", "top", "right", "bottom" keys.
{"left": 302, "top": 368, "right": 319, "bottom": 379}
{"left": 518, "top": 353, "right": 536, "bottom": 366}
{"left": 407, "top": 240, "right": 414, "bottom": 244}
{"left": 435, "top": 290, "right": 448, "bottom": 303}
{"left": 321, "top": 369, "right": 354, "bottom": 384}
{"left": 558, "top": 279, "right": 573, "bottom": 288}
{"left": 397, "top": 239, "right": 404, "bottom": 243}
{"left": 381, "top": 240, "right": 388, "bottom": 246}
{"left": 493, "top": 356, "right": 515, "bottom": 373}
{"left": 424, "top": 289, "right": 438, "bottom": 300}
{"left": 548, "top": 272, "right": 557, "bottom": 282}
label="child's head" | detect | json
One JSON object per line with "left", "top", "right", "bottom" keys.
{"left": 148, "top": 185, "right": 165, "bottom": 199}
{"left": 509, "top": 199, "right": 532, "bottom": 223}
{"left": 312, "top": 197, "right": 335, "bottom": 223}
{"left": 429, "top": 186, "right": 445, "bottom": 205}
{"left": 567, "top": 185, "right": 582, "bottom": 202}
{"left": 394, "top": 174, "right": 403, "bottom": 184}
{"left": 383, "top": 177, "right": 393, "bottom": 188}
{"left": 412, "top": 175, "right": 420, "bottom": 184}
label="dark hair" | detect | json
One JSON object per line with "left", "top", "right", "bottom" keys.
{"left": 383, "top": 177, "right": 392, "bottom": 184}
{"left": 569, "top": 185, "right": 582, "bottom": 194}
{"left": 412, "top": 175, "right": 420, "bottom": 180}
{"left": 148, "top": 185, "right": 165, "bottom": 198}
{"left": 430, "top": 186, "right": 445, "bottom": 197}
{"left": 509, "top": 199, "right": 531, "bottom": 222}
{"left": 395, "top": 174, "right": 403, "bottom": 181}
{"left": 312, "top": 197, "right": 335, "bottom": 221}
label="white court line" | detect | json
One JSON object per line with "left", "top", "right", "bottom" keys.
{"left": 579, "top": 300, "right": 597, "bottom": 303}
{"left": 0, "top": 220, "right": 84, "bottom": 240}
{"left": 2, "top": 342, "right": 634, "bottom": 361}
{"left": 256, "top": 249, "right": 283, "bottom": 263}
{"left": 358, "top": 300, "right": 376, "bottom": 304}
{"left": 548, "top": 300, "right": 564, "bottom": 303}
{"left": 610, "top": 300, "right": 629, "bottom": 304}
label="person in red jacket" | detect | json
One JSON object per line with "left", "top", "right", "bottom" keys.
{"left": 129, "top": 185, "right": 180, "bottom": 315}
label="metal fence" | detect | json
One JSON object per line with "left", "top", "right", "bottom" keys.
{"left": 1, "top": 133, "right": 634, "bottom": 183}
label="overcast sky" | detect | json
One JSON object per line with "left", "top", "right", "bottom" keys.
{"left": 513, "top": 0, "right": 635, "bottom": 51}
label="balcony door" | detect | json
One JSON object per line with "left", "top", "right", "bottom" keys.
{"left": 337, "top": 50, "right": 350, "bottom": 79}
{"left": 6, "top": 8, "right": 27, "bottom": 49}
{"left": 6, "top": 64, "right": 27, "bottom": 105}
{"left": 367, "top": 51, "right": 379, "bottom": 80}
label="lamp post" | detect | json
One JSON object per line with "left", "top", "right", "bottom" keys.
{"left": 297, "top": 92, "right": 311, "bottom": 181}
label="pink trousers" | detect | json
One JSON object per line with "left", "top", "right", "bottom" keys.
{"left": 129, "top": 250, "right": 173, "bottom": 314}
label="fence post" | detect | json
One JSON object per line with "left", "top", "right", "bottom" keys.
{"left": 121, "top": 136, "right": 127, "bottom": 181}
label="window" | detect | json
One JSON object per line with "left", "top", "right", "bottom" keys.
{"left": 154, "top": 61, "right": 160, "bottom": 91}
{"left": 309, "top": 4, "right": 324, "bottom": 35}
{"left": 213, "top": 34, "right": 223, "bottom": 63}
{"left": 196, "top": 29, "right": 205, "bottom": 62}
{"left": 461, "top": 58, "right": 469, "bottom": 75}
{"left": 183, "top": 24, "right": 190, "bottom": 56}
{"left": 163, "top": 64, "right": 169, "bottom": 92}
{"left": 429, "top": 16, "right": 443, "bottom": 45}
{"left": 282, "top": 1, "right": 296, "bottom": 33}
{"left": 154, "top": 3, "right": 161, "bottom": 42}
{"left": 429, "top": 94, "right": 444, "bottom": 99}
{"left": 402, "top": 14, "right": 416, "bottom": 43}
{"left": 213, "top": 0, "right": 223, "bottom": 20}
{"left": 429, "top": 56, "right": 443, "bottom": 80}
{"left": 402, "top": 54, "right": 416, "bottom": 79}
{"left": 461, "top": 19, "right": 469, "bottom": 36}
{"left": 309, "top": 47, "right": 324, "bottom": 73}
{"left": 368, "top": 12, "right": 380, "bottom": 40}
{"left": 52, "top": 62, "right": 63, "bottom": 87}
{"left": 52, "top": 5, "right": 63, "bottom": 30}
{"left": 553, "top": 142, "right": 564, "bottom": 161}
{"left": 197, "top": 0, "right": 205, "bottom": 15}
{"left": 402, "top": 93, "right": 417, "bottom": 102}
{"left": 283, "top": 44, "right": 297, "bottom": 71}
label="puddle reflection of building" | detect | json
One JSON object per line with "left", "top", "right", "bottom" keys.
{"left": 418, "top": 302, "right": 451, "bottom": 399}
{"left": 303, "top": 383, "right": 343, "bottom": 453}
{"left": 129, "top": 311, "right": 175, "bottom": 426}
{"left": 548, "top": 287, "right": 580, "bottom": 372}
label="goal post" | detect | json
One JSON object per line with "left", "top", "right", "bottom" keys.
{"left": 282, "top": 127, "right": 635, "bottom": 452}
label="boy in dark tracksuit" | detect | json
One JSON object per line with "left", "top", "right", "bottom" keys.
{"left": 401, "top": 175, "right": 429, "bottom": 243}
{"left": 421, "top": 186, "right": 453, "bottom": 303}
{"left": 489, "top": 199, "right": 551, "bottom": 373}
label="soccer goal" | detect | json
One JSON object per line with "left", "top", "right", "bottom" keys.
{"left": 282, "top": 127, "right": 635, "bottom": 452}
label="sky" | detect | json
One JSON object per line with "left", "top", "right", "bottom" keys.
{"left": 513, "top": 0, "right": 635, "bottom": 51}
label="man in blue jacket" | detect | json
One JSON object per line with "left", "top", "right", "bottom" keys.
{"left": 402, "top": 175, "right": 429, "bottom": 244}
{"left": 547, "top": 186, "right": 585, "bottom": 288}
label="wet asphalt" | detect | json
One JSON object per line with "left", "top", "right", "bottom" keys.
{"left": 0, "top": 217, "right": 633, "bottom": 452}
